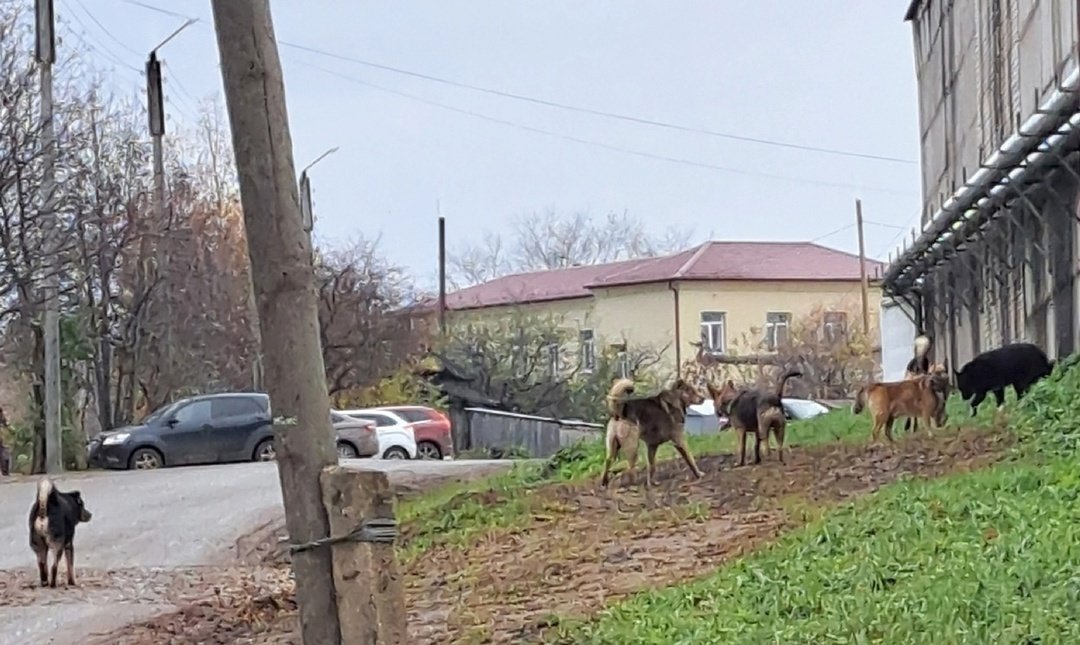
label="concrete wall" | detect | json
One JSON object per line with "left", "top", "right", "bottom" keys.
{"left": 910, "top": 0, "right": 1078, "bottom": 225}
{"left": 443, "top": 279, "right": 883, "bottom": 375}
{"left": 676, "top": 281, "right": 882, "bottom": 367}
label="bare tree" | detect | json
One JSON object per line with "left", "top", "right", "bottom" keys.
{"left": 448, "top": 208, "right": 694, "bottom": 288}
{"left": 315, "top": 236, "right": 426, "bottom": 397}
{"left": 428, "top": 310, "right": 667, "bottom": 421}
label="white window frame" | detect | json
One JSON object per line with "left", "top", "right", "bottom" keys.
{"left": 579, "top": 329, "right": 596, "bottom": 372}
{"left": 764, "top": 312, "right": 791, "bottom": 351}
{"left": 699, "top": 311, "right": 726, "bottom": 354}
{"left": 546, "top": 343, "right": 561, "bottom": 376}
{"left": 823, "top": 311, "right": 848, "bottom": 343}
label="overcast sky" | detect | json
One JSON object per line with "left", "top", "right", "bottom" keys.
{"left": 63, "top": 1, "right": 922, "bottom": 287}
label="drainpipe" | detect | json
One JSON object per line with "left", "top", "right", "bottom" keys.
{"left": 669, "top": 281, "right": 681, "bottom": 373}
{"left": 885, "top": 63, "right": 1080, "bottom": 287}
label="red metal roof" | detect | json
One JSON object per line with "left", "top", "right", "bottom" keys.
{"left": 440, "top": 241, "right": 884, "bottom": 311}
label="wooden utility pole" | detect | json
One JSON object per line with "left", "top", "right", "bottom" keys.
{"left": 209, "top": 2, "right": 341, "bottom": 642}
{"left": 35, "top": 0, "right": 62, "bottom": 474}
{"left": 855, "top": 198, "right": 871, "bottom": 335}
{"left": 437, "top": 205, "right": 447, "bottom": 334}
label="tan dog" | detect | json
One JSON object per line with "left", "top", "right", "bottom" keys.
{"left": 852, "top": 373, "right": 950, "bottom": 442}
{"left": 708, "top": 370, "right": 802, "bottom": 466}
{"left": 601, "top": 378, "right": 705, "bottom": 488}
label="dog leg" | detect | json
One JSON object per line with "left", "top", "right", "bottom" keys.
{"left": 884, "top": 416, "right": 896, "bottom": 443}
{"left": 600, "top": 428, "right": 621, "bottom": 488}
{"left": 969, "top": 391, "right": 987, "bottom": 416}
{"left": 993, "top": 388, "right": 1006, "bottom": 412}
{"left": 753, "top": 431, "right": 764, "bottom": 465}
{"left": 775, "top": 424, "right": 785, "bottom": 464}
{"left": 34, "top": 545, "right": 48, "bottom": 587}
{"left": 48, "top": 545, "right": 61, "bottom": 588}
{"left": 672, "top": 433, "right": 704, "bottom": 479}
{"left": 737, "top": 428, "right": 748, "bottom": 467}
{"left": 64, "top": 543, "right": 75, "bottom": 586}
{"left": 624, "top": 438, "right": 639, "bottom": 487}
{"left": 645, "top": 443, "right": 660, "bottom": 487}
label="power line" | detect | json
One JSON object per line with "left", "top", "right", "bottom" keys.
{"left": 121, "top": 0, "right": 916, "bottom": 165}
{"left": 810, "top": 223, "right": 855, "bottom": 243}
{"left": 72, "top": 0, "right": 142, "bottom": 57}
{"left": 56, "top": 5, "right": 142, "bottom": 76}
{"left": 279, "top": 41, "right": 916, "bottom": 165}
{"left": 295, "top": 59, "right": 915, "bottom": 196}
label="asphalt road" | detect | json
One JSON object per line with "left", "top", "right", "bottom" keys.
{"left": 0, "top": 458, "right": 519, "bottom": 644}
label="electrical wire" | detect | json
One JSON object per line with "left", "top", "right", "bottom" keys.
{"left": 120, "top": 0, "right": 916, "bottom": 165}
{"left": 294, "top": 59, "right": 916, "bottom": 196}
{"left": 73, "top": 0, "right": 142, "bottom": 57}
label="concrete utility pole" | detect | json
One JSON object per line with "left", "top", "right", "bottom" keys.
{"left": 145, "top": 51, "right": 170, "bottom": 373}
{"left": 855, "top": 198, "right": 871, "bottom": 336}
{"left": 299, "top": 146, "right": 339, "bottom": 236}
{"left": 144, "top": 19, "right": 195, "bottom": 386}
{"left": 36, "top": 0, "right": 62, "bottom": 474}
{"left": 209, "top": 2, "right": 341, "bottom": 642}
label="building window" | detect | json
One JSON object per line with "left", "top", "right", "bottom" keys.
{"left": 764, "top": 312, "right": 791, "bottom": 351}
{"left": 579, "top": 329, "right": 596, "bottom": 371}
{"left": 616, "top": 351, "right": 630, "bottom": 378}
{"left": 823, "top": 311, "right": 848, "bottom": 343}
{"left": 546, "top": 343, "right": 561, "bottom": 376}
{"left": 699, "top": 311, "right": 726, "bottom": 354}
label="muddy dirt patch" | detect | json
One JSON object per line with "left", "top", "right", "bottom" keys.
{"left": 89, "top": 428, "right": 1010, "bottom": 644}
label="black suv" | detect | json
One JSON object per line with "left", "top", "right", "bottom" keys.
{"left": 88, "top": 392, "right": 275, "bottom": 470}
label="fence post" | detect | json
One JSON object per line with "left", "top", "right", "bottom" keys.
{"left": 319, "top": 467, "right": 408, "bottom": 645}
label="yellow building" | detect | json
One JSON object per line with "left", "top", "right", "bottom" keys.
{"left": 433, "top": 241, "right": 884, "bottom": 374}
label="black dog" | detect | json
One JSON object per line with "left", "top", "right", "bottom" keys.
{"left": 29, "top": 477, "right": 92, "bottom": 588}
{"left": 955, "top": 342, "right": 1055, "bottom": 416}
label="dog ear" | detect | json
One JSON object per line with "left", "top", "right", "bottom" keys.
{"left": 725, "top": 379, "right": 734, "bottom": 389}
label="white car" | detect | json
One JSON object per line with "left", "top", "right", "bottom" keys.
{"left": 336, "top": 408, "right": 418, "bottom": 460}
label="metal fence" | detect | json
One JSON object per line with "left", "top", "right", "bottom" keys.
{"left": 458, "top": 407, "right": 603, "bottom": 458}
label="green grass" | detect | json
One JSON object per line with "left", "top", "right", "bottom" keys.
{"left": 548, "top": 360, "right": 1080, "bottom": 644}
{"left": 396, "top": 407, "right": 875, "bottom": 561}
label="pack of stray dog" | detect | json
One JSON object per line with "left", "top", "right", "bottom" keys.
{"left": 29, "top": 477, "right": 93, "bottom": 588}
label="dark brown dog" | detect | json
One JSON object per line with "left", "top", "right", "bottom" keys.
{"left": 852, "top": 373, "right": 950, "bottom": 442}
{"left": 709, "top": 370, "right": 802, "bottom": 466}
{"left": 601, "top": 377, "right": 705, "bottom": 487}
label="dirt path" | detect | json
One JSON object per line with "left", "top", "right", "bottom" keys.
{"left": 85, "top": 428, "right": 1010, "bottom": 644}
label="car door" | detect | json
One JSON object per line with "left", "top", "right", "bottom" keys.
{"left": 209, "top": 396, "right": 270, "bottom": 461}
{"left": 160, "top": 399, "right": 213, "bottom": 465}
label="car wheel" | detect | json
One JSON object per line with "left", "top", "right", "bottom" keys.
{"left": 416, "top": 441, "right": 442, "bottom": 460}
{"left": 253, "top": 439, "right": 277, "bottom": 462}
{"left": 382, "top": 446, "right": 409, "bottom": 460}
{"left": 337, "top": 442, "right": 359, "bottom": 459}
{"left": 129, "top": 448, "right": 163, "bottom": 470}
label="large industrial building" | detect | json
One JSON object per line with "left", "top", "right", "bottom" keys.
{"left": 884, "top": 1, "right": 1079, "bottom": 367}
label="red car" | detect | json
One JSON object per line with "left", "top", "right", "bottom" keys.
{"left": 376, "top": 405, "right": 453, "bottom": 460}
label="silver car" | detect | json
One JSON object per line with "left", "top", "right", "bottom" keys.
{"left": 332, "top": 411, "right": 380, "bottom": 459}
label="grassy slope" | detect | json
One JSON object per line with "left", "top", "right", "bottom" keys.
{"left": 396, "top": 404, "right": 874, "bottom": 560}
{"left": 552, "top": 363, "right": 1080, "bottom": 644}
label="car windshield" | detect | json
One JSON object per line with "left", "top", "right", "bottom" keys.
{"left": 142, "top": 399, "right": 187, "bottom": 425}
{"left": 330, "top": 411, "right": 349, "bottom": 424}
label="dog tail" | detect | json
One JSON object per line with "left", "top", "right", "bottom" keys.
{"left": 607, "top": 378, "right": 635, "bottom": 418}
{"left": 36, "top": 477, "right": 53, "bottom": 519}
{"left": 913, "top": 334, "right": 931, "bottom": 362}
{"left": 852, "top": 386, "right": 866, "bottom": 415}
{"left": 775, "top": 370, "right": 802, "bottom": 400}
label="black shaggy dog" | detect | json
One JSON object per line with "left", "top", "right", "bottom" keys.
{"left": 955, "top": 342, "right": 1055, "bottom": 416}
{"left": 29, "top": 478, "right": 93, "bottom": 588}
